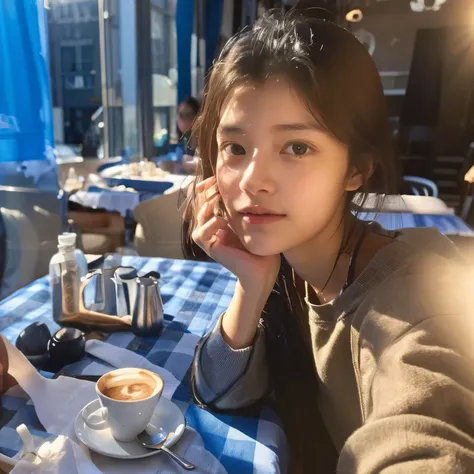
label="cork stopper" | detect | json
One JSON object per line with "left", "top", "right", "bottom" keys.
{"left": 58, "top": 232, "right": 77, "bottom": 247}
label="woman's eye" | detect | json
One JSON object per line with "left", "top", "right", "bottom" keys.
{"left": 283, "top": 142, "right": 311, "bottom": 157}
{"left": 223, "top": 143, "right": 246, "bottom": 156}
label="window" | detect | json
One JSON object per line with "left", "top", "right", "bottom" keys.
{"left": 90, "top": 2, "right": 98, "bottom": 18}
{"left": 60, "top": 45, "right": 77, "bottom": 73}
{"left": 78, "top": 3, "right": 89, "bottom": 19}
{"left": 151, "top": 9, "right": 167, "bottom": 75}
{"left": 99, "top": 0, "right": 177, "bottom": 157}
{"left": 81, "top": 45, "right": 93, "bottom": 71}
{"left": 59, "top": 4, "right": 70, "bottom": 19}
{"left": 60, "top": 43, "right": 95, "bottom": 90}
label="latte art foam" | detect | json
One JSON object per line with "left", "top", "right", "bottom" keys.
{"left": 103, "top": 382, "right": 154, "bottom": 401}
{"left": 98, "top": 369, "right": 163, "bottom": 402}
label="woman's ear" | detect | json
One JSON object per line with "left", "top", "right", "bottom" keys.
{"left": 345, "top": 161, "right": 374, "bottom": 192}
{"left": 345, "top": 168, "right": 364, "bottom": 192}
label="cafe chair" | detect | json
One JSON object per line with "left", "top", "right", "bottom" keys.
{"left": 133, "top": 190, "right": 185, "bottom": 259}
{"left": 68, "top": 210, "right": 124, "bottom": 255}
{"left": 402, "top": 176, "right": 439, "bottom": 197}
{"left": 0, "top": 188, "right": 66, "bottom": 300}
{"left": 0, "top": 208, "right": 39, "bottom": 300}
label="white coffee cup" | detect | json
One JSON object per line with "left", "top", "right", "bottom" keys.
{"left": 83, "top": 367, "right": 164, "bottom": 442}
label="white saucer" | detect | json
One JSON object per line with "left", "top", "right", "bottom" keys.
{"left": 74, "top": 397, "right": 186, "bottom": 460}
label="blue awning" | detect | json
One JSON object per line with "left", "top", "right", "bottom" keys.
{"left": 0, "top": 0, "right": 55, "bottom": 163}
{"left": 0, "top": 0, "right": 57, "bottom": 191}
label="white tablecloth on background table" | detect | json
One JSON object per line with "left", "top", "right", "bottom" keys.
{"left": 69, "top": 174, "right": 191, "bottom": 216}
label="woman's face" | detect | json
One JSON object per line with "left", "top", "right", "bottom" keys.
{"left": 177, "top": 103, "right": 196, "bottom": 135}
{"left": 215, "top": 78, "right": 363, "bottom": 256}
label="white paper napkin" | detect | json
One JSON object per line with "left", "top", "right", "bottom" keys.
{"left": 12, "top": 434, "right": 103, "bottom": 474}
{"left": 1, "top": 335, "right": 96, "bottom": 438}
{"left": 10, "top": 427, "right": 226, "bottom": 474}
{"left": 2, "top": 335, "right": 227, "bottom": 474}
{"left": 88, "top": 427, "right": 227, "bottom": 474}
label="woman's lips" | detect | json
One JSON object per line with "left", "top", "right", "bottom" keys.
{"left": 240, "top": 213, "right": 286, "bottom": 225}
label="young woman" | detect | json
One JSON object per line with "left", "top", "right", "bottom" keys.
{"left": 184, "top": 11, "right": 474, "bottom": 473}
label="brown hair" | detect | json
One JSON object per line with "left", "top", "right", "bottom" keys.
{"left": 183, "top": 10, "right": 396, "bottom": 257}
{"left": 183, "top": 10, "right": 397, "bottom": 471}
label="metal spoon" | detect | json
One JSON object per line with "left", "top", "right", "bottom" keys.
{"left": 137, "top": 429, "right": 195, "bottom": 470}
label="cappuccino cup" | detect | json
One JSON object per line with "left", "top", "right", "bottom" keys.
{"left": 83, "top": 367, "right": 164, "bottom": 442}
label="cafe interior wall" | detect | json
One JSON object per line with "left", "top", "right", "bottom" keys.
{"left": 359, "top": 0, "right": 474, "bottom": 155}
{"left": 358, "top": 0, "right": 474, "bottom": 72}
{"left": 0, "top": 0, "right": 66, "bottom": 299}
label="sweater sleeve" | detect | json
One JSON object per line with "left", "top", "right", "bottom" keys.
{"left": 338, "top": 314, "right": 474, "bottom": 473}
{"left": 192, "top": 314, "right": 270, "bottom": 410}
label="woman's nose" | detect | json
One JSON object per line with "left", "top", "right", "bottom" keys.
{"left": 239, "top": 149, "right": 276, "bottom": 196}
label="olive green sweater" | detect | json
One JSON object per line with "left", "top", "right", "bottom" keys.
{"left": 193, "top": 227, "right": 474, "bottom": 473}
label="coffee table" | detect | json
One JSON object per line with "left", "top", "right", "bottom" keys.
{"left": 0, "top": 257, "right": 287, "bottom": 474}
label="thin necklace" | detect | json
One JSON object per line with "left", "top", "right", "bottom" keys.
{"left": 317, "top": 227, "right": 366, "bottom": 303}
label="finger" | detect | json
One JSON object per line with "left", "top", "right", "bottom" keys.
{"left": 195, "top": 180, "right": 218, "bottom": 212}
{"left": 192, "top": 216, "right": 228, "bottom": 249}
{"left": 196, "top": 175, "right": 216, "bottom": 192}
{"left": 205, "top": 183, "right": 219, "bottom": 201}
{"left": 214, "top": 196, "right": 228, "bottom": 218}
{"left": 213, "top": 228, "right": 243, "bottom": 249}
{"left": 210, "top": 227, "right": 239, "bottom": 250}
{"left": 196, "top": 193, "right": 219, "bottom": 228}
{"left": 198, "top": 216, "right": 228, "bottom": 243}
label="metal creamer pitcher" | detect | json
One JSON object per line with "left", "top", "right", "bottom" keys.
{"left": 132, "top": 275, "right": 163, "bottom": 336}
{"left": 111, "top": 267, "right": 139, "bottom": 316}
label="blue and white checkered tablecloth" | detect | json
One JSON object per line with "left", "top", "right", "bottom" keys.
{"left": 0, "top": 257, "right": 288, "bottom": 474}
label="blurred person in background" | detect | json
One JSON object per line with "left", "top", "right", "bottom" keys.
{"left": 177, "top": 97, "right": 200, "bottom": 174}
